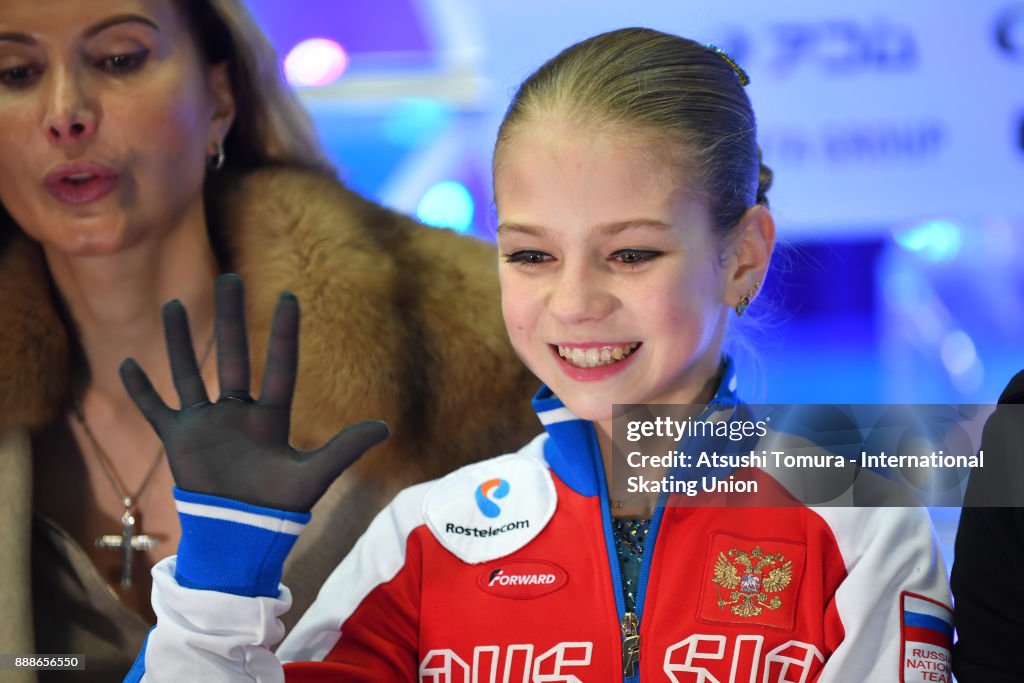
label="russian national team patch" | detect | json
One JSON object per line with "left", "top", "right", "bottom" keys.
{"left": 900, "top": 592, "right": 952, "bottom": 682}
{"left": 698, "top": 532, "right": 806, "bottom": 631}
{"left": 423, "top": 453, "right": 556, "bottom": 564}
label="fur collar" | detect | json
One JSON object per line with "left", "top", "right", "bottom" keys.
{"left": 0, "top": 166, "right": 539, "bottom": 455}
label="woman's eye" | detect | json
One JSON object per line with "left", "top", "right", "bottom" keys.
{"left": 612, "top": 249, "right": 662, "bottom": 266}
{"left": 503, "top": 250, "right": 552, "bottom": 267}
{"left": 97, "top": 50, "right": 148, "bottom": 73}
{"left": 0, "top": 65, "right": 39, "bottom": 88}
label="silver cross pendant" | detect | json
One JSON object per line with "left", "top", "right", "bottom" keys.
{"left": 95, "top": 502, "right": 158, "bottom": 589}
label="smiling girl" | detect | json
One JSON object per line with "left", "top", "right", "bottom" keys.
{"left": 124, "top": 28, "right": 952, "bottom": 682}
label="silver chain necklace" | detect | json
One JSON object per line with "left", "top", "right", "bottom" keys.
{"left": 73, "top": 333, "right": 215, "bottom": 589}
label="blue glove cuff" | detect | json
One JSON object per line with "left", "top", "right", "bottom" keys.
{"left": 173, "top": 487, "right": 311, "bottom": 597}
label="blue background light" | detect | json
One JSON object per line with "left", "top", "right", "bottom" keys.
{"left": 383, "top": 99, "right": 451, "bottom": 146}
{"left": 416, "top": 181, "right": 475, "bottom": 232}
{"left": 894, "top": 220, "right": 964, "bottom": 262}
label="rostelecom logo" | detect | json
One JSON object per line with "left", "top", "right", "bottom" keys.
{"left": 475, "top": 478, "right": 510, "bottom": 518}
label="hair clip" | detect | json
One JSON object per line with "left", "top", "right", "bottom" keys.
{"left": 705, "top": 44, "right": 750, "bottom": 87}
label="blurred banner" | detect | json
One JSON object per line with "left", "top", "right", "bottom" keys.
{"left": 475, "top": 0, "right": 1024, "bottom": 234}
{"left": 248, "top": 0, "right": 1024, "bottom": 235}
{"left": 710, "top": 1, "right": 1024, "bottom": 233}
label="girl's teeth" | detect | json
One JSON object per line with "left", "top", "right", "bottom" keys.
{"left": 558, "top": 343, "right": 639, "bottom": 368}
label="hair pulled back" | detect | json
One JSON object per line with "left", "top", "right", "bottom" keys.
{"left": 496, "top": 28, "right": 772, "bottom": 235}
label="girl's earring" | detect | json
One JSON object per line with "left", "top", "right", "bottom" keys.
{"left": 735, "top": 280, "right": 761, "bottom": 317}
{"left": 207, "top": 141, "right": 226, "bottom": 172}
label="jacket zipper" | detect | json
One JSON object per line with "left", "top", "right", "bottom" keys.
{"left": 595, "top": 432, "right": 668, "bottom": 682}
{"left": 623, "top": 499, "right": 668, "bottom": 680}
{"left": 621, "top": 611, "right": 640, "bottom": 676}
{"left": 597, "top": 399, "right": 736, "bottom": 681}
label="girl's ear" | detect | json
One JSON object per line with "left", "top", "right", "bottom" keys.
{"left": 724, "top": 205, "right": 775, "bottom": 312}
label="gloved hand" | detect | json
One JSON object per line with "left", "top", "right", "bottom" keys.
{"left": 120, "top": 273, "right": 389, "bottom": 513}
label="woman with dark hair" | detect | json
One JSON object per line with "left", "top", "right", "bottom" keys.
{"left": 0, "top": 1, "right": 538, "bottom": 679}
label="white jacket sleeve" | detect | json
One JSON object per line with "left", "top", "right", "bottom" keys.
{"left": 132, "top": 557, "right": 290, "bottom": 682}
{"left": 814, "top": 506, "right": 953, "bottom": 682}
{"left": 124, "top": 488, "right": 311, "bottom": 682}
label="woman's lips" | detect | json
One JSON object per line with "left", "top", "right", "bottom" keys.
{"left": 44, "top": 163, "right": 119, "bottom": 205}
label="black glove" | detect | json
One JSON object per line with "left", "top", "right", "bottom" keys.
{"left": 120, "top": 273, "right": 389, "bottom": 512}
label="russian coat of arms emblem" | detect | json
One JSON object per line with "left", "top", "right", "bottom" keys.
{"left": 711, "top": 545, "right": 793, "bottom": 618}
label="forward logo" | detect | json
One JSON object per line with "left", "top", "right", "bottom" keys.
{"left": 477, "top": 560, "right": 569, "bottom": 599}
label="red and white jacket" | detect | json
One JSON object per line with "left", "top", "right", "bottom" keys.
{"left": 128, "top": 376, "right": 953, "bottom": 682}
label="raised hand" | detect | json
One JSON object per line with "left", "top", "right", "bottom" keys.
{"left": 120, "top": 274, "right": 389, "bottom": 512}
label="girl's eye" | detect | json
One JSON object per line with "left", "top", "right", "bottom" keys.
{"left": 612, "top": 249, "right": 662, "bottom": 266}
{"left": 0, "top": 65, "right": 39, "bottom": 88}
{"left": 503, "top": 250, "right": 552, "bottom": 267}
{"left": 97, "top": 50, "right": 148, "bottom": 73}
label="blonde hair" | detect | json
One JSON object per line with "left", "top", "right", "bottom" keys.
{"left": 496, "top": 28, "right": 773, "bottom": 235}
{"left": 178, "top": 0, "right": 332, "bottom": 173}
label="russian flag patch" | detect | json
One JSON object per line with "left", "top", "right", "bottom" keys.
{"left": 900, "top": 591, "right": 952, "bottom": 682}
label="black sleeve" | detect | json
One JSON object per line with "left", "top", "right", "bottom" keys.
{"left": 952, "top": 370, "right": 1024, "bottom": 682}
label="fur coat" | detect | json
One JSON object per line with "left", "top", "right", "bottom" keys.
{"left": 0, "top": 165, "right": 541, "bottom": 675}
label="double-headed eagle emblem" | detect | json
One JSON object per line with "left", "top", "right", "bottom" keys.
{"left": 712, "top": 545, "right": 793, "bottom": 618}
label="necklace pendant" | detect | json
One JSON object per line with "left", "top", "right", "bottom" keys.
{"left": 74, "top": 399, "right": 178, "bottom": 592}
{"left": 95, "top": 505, "right": 159, "bottom": 589}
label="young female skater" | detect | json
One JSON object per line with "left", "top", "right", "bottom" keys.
{"left": 125, "top": 28, "right": 952, "bottom": 682}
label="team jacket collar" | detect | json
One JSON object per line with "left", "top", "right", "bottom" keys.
{"left": 530, "top": 357, "right": 740, "bottom": 497}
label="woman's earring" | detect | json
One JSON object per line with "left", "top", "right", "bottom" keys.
{"left": 735, "top": 280, "right": 761, "bottom": 317}
{"left": 207, "top": 142, "right": 226, "bottom": 172}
